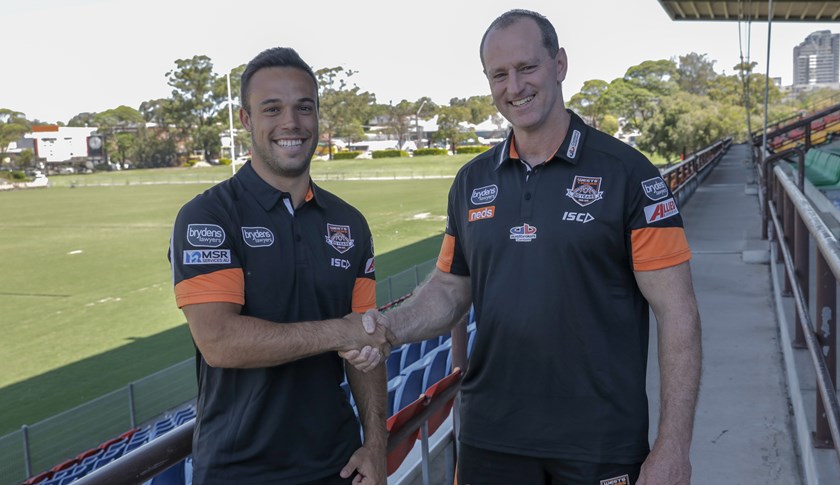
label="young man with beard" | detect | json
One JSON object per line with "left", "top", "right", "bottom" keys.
{"left": 344, "top": 10, "right": 702, "bottom": 485}
{"left": 170, "top": 47, "right": 390, "bottom": 485}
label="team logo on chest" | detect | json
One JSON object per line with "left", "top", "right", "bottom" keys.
{"left": 325, "top": 223, "right": 355, "bottom": 254}
{"left": 565, "top": 175, "right": 604, "bottom": 207}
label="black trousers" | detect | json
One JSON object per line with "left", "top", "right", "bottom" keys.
{"left": 458, "top": 443, "right": 643, "bottom": 485}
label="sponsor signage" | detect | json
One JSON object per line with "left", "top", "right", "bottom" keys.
{"left": 566, "top": 129, "right": 581, "bottom": 158}
{"left": 331, "top": 258, "right": 351, "bottom": 269}
{"left": 242, "top": 226, "right": 274, "bottom": 247}
{"left": 365, "top": 257, "right": 375, "bottom": 274}
{"left": 468, "top": 206, "right": 495, "bottom": 222}
{"left": 644, "top": 198, "right": 679, "bottom": 223}
{"left": 187, "top": 224, "right": 225, "bottom": 248}
{"left": 183, "top": 249, "right": 231, "bottom": 265}
{"left": 509, "top": 223, "right": 537, "bottom": 242}
{"left": 470, "top": 184, "right": 498, "bottom": 205}
{"left": 600, "top": 475, "right": 629, "bottom": 485}
{"left": 641, "top": 176, "right": 668, "bottom": 201}
{"left": 562, "top": 211, "right": 594, "bottom": 223}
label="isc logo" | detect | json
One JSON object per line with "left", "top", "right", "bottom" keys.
{"left": 562, "top": 211, "right": 594, "bottom": 223}
{"left": 331, "top": 258, "right": 351, "bottom": 269}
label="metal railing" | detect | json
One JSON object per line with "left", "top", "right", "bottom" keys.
{"left": 758, "top": 154, "right": 840, "bottom": 464}
{"left": 44, "top": 138, "right": 734, "bottom": 484}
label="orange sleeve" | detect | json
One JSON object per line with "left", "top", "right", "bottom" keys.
{"left": 436, "top": 234, "right": 456, "bottom": 273}
{"left": 352, "top": 278, "right": 376, "bottom": 313}
{"left": 631, "top": 227, "right": 692, "bottom": 271}
{"left": 174, "top": 268, "right": 245, "bottom": 308}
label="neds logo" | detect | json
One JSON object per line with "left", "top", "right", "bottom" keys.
{"left": 187, "top": 224, "right": 225, "bottom": 247}
{"left": 470, "top": 185, "right": 498, "bottom": 205}
{"left": 242, "top": 226, "right": 274, "bottom": 247}
{"left": 468, "top": 206, "right": 495, "bottom": 222}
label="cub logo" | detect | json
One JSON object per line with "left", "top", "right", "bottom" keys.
{"left": 325, "top": 223, "right": 355, "bottom": 254}
{"left": 468, "top": 206, "right": 495, "bottom": 222}
{"left": 509, "top": 223, "right": 537, "bottom": 242}
{"left": 565, "top": 176, "right": 604, "bottom": 207}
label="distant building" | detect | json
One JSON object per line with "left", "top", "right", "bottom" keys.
{"left": 26, "top": 125, "right": 99, "bottom": 163}
{"left": 793, "top": 30, "right": 840, "bottom": 88}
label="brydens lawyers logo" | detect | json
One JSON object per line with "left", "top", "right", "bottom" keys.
{"left": 566, "top": 176, "right": 604, "bottom": 207}
{"left": 641, "top": 176, "right": 669, "bottom": 201}
{"left": 470, "top": 184, "right": 498, "bottom": 205}
{"left": 242, "top": 227, "right": 274, "bottom": 247}
{"left": 183, "top": 249, "right": 231, "bottom": 265}
{"left": 644, "top": 197, "right": 679, "bottom": 223}
{"left": 509, "top": 223, "right": 537, "bottom": 242}
{"left": 325, "top": 223, "right": 355, "bottom": 254}
{"left": 468, "top": 206, "right": 495, "bottom": 222}
{"left": 187, "top": 224, "right": 225, "bottom": 247}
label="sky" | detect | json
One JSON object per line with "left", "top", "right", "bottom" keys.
{"left": 2, "top": 0, "right": 838, "bottom": 124}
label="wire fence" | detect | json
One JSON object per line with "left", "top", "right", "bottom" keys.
{"left": 0, "top": 258, "right": 436, "bottom": 485}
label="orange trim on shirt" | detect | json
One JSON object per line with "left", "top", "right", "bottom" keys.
{"left": 305, "top": 186, "right": 314, "bottom": 202}
{"left": 174, "top": 268, "right": 245, "bottom": 308}
{"left": 437, "top": 234, "right": 456, "bottom": 273}
{"left": 352, "top": 278, "right": 376, "bottom": 313}
{"left": 631, "top": 227, "right": 692, "bottom": 271}
{"left": 509, "top": 135, "right": 520, "bottom": 159}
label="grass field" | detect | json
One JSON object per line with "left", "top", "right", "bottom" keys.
{"left": 0, "top": 154, "right": 473, "bottom": 435}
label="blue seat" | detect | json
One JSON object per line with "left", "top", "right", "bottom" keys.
{"left": 386, "top": 347, "right": 404, "bottom": 380}
{"left": 173, "top": 407, "right": 196, "bottom": 426}
{"left": 399, "top": 342, "right": 422, "bottom": 372}
{"left": 149, "top": 459, "right": 186, "bottom": 485}
{"left": 394, "top": 357, "right": 430, "bottom": 414}
{"left": 419, "top": 336, "right": 440, "bottom": 356}
{"left": 423, "top": 341, "right": 452, "bottom": 390}
{"left": 151, "top": 418, "right": 175, "bottom": 439}
{"left": 387, "top": 376, "right": 403, "bottom": 416}
{"left": 467, "top": 324, "right": 477, "bottom": 357}
{"left": 125, "top": 428, "right": 152, "bottom": 453}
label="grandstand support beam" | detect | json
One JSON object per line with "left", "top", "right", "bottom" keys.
{"left": 22, "top": 424, "right": 31, "bottom": 478}
{"left": 761, "top": 0, "right": 773, "bottom": 166}
{"left": 71, "top": 418, "right": 194, "bottom": 485}
{"left": 814, "top": 251, "right": 837, "bottom": 448}
{"left": 127, "top": 383, "right": 137, "bottom": 428}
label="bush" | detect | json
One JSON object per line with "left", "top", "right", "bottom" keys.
{"left": 456, "top": 146, "right": 491, "bottom": 154}
{"left": 10, "top": 171, "right": 27, "bottom": 181}
{"left": 333, "top": 151, "right": 362, "bottom": 160}
{"left": 219, "top": 158, "right": 232, "bottom": 166}
{"left": 413, "top": 148, "right": 449, "bottom": 157}
{"left": 372, "top": 150, "right": 409, "bottom": 159}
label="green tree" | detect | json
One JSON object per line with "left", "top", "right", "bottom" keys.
{"left": 434, "top": 102, "right": 473, "bottom": 152}
{"left": 0, "top": 109, "right": 31, "bottom": 165}
{"left": 383, "top": 99, "right": 417, "bottom": 149}
{"left": 676, "top": 53, "right": 717, "bottom": 96}
{"left": 67, "top": 112, "right": 98, "bottom": 127}
{"left": 166, "top": 55, "right": 226, "bottom": 162}
{"left": 568, "top": 79, "right": 609, "bottom": 128}
{"left": 316, "top": 66, "right": 375, "bottom": 159}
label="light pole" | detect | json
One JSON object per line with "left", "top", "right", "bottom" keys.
{"left": 226, "top": 71, "right": 236, "bottom": 177}
{"left": 415, "top": 100, "right": 427, "bottom": 145}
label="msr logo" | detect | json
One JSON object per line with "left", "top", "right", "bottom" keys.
{"left": 562, "top": 211, "right": 594, "bottom": 223}
{"left": 183, "top": 249, "right": 231, "bottom": 265}
{"left": 468, "top": 206, "right": 495, "bottom": 222}
{"left": 644, "top": 197, "right": 679, "bottom": 223}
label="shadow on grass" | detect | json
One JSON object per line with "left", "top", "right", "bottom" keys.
{"left": 0, "top": 324, "right": 194, "bottom": 436}
{"left": 0, "top": 235, "right": 445, "bottom": 436}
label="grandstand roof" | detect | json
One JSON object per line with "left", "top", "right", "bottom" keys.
{"left": 658, "top": 0, "right": 840, "bottom": 21}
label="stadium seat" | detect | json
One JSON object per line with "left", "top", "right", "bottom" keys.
{"left": 394, "top": 358, "right": 430, "bottom": 414}
{"left": 387, "top": 375, "right": 403, "bottom": 416}
{"left": 399, "top": 342, "right": 422, "bottom": 372}
{"left": 148, "top": 458, "right": 186, "bottom": 485}
{"left": 151, "top": 418, "right": 175, "bottom": 438}
{"left": 419, "top": 336, "right": 440, "bottom": 356}
{"left": 22, "top": 470, "right": 53, "bottom": 485}
{"left": 173, "top": 407, "right": 196, "bottom": 426}
{"left": 125, "top": 427, "right": 152, "bottom": 453}
{"left": 386, "top": 346, "right": 404, "bottom": 380}
{"left": 467, "top": 326, "right": 477, "bottom": 357}
{"left": 422, "top": 341, "right": 452, "bottom": 391}
{"left": 423, "top": 368, "right": 463, "bottom": 435}
{"left": 385, "top": 394, "right": 426, "bottom": 475}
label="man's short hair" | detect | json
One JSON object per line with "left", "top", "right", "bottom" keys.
{"left": 240, "top": 47, "right": 319, "bottom": 113}
{"left": 479, "top": 9, "right": 560, "bottom": 68}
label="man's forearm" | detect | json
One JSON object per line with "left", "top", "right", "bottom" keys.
{"left": 386, "top": 269, "right": 471, "bottom": 346}
{"left": 347, "top": 362, "right": 388, "bottom": 450}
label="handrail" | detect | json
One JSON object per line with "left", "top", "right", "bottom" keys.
{"left": 757, "top": 102, "right": 840, "bottom": 149}
{"left": 753, "top": 92, "right": 840, "bottom": 139}
{"left": 760, "top": 158, "right": 840, "bottom": 464}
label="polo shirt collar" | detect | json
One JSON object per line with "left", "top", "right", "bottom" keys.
{"left": 236, "top": 161, "right": 322, "bottom": 211}
{"left": 494, "top": 110, "right": 589, "bottom": 169}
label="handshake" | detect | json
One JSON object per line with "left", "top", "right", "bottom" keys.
{"left": 340, "top": 310, "right": 395, "bottom": 372}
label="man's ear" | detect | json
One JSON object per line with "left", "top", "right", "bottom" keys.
{"left": 239, "top": 107, "right": 251, "bottom": 132}
{"left": 555, "top": 47, "right": 568, "bottom": 84}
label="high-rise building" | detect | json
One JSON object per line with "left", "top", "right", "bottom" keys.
{"left": 793, "top": 30, "right": 840, "bottom": 87}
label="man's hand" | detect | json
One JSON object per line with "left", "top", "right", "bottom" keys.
{"left": 340, "top": 445, "right": 386, "bottom": 485}
{"left": 637, "top": 440, "right": 691, "bottom": 485}
{"left": 340, "top": 310, "right": 392, "bottom": 372}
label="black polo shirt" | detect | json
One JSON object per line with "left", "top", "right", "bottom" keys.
{"left": 170, "top": 161, "right": 376, "bottom": 484}
{"left": 438, "top": 111, "right": 691, "bottom": 463}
